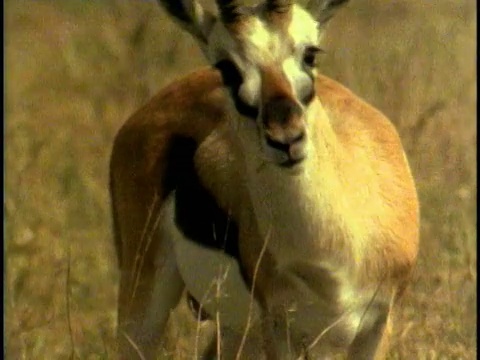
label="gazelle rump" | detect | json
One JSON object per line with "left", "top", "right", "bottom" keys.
{"left": 109, "top": 0, "right": 419, "bottom": 359}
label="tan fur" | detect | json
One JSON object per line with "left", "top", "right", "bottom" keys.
{"left": 111, "top": 65, "right": 419, "bottom": 358}
{"left": 261, "top": 66, "right": 294, "bottom": 100}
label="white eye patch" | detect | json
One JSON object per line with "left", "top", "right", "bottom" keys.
{"left": 288, "top": 5, "right": 320, "bottom": 45}
{"left": 238, "top": 66, "right": 261, "bottom": 108}
{"left": 283, "top": 57, "right": 315, "bottom": 104}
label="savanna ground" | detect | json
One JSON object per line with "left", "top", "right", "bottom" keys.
{"left": 5, "top": 0, "right": 476, "bottom": 359}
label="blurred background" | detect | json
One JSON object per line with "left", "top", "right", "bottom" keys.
{"left": 5, "top": 0, "right": 476, "bottom": 358}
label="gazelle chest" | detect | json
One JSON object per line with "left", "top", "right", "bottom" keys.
{"left": 241, "top": 177, "right": 382, "bottom": 350}
{"left": 244, "top": 165, "right": 353, "bottom": 267}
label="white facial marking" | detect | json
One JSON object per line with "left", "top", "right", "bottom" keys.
{"left": 245, "top": 17, "right": 276, "bottom": 62}
{"left": 282, "top": 57, "right": 313, "bottom": 101}
{"left": 238, "top": 66, "right": 261, "bottom": 107}
{"left": 288, "top": 5, "right": 320, "bottom": 44}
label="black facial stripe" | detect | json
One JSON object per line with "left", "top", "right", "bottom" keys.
{"left": 302, "top": 86, "right": 315, "bottom": 105}
{"left": 214, "top": 59, "right": 242, "bottom": 88}
{"left": 301, "top": 71, "right": 316, "bottom": 105}
{"left": 157, "top": 0, "right": 191, "bottom": 24}
{"left": 214, "top": 60, "right": 259, "bottom": 120}
{"left": 231, "top": 92, "right": 259, "bottom": 119}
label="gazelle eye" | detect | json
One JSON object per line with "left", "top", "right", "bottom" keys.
{"left": 303, "top": 46, "right": 323, "bottom": 68}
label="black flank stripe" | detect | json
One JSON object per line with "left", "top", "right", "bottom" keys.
{"left": 164, "top": 136, "right": 241, "bottom": 260}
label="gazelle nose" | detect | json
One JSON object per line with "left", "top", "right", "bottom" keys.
{"left": 265, "top": 130, "right": 307, "bottom": 167}
{"left": 262, "top": 96, "right": 307, "bottom": 166}
{"left": 265, "top": 131, "right": 305, "bottom": 154}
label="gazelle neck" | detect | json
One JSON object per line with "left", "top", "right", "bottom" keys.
{"left": 239, "top": 97, "right": 338, "bottom": 193}
{"left": 232, "top": 99, "right": 348, "bottom": 265}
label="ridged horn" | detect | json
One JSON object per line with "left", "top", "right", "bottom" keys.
{"left": 265, "top": 0, "right": 293, "bottom": 14}
{"left": 216, "top": 0, "right": 244, "bottom": 23}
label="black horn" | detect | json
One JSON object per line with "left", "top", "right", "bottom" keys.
{"left": 266, "top": 0, "right": 293, "bottom": 14}
{"left": 216, "top": 0, "right": 244, "bottom": 23}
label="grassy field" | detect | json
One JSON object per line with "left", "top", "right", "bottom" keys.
{"left": 5, "top": 0, "right": 476, "bottom": 359}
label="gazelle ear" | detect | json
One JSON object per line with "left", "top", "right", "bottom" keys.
{"left": 157, "top": 0, "right": 217, "bottom": 46}
{"left": 306, "top": 0, "right": 349, "bottom": 27}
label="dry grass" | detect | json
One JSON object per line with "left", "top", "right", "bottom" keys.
{"left": 5, "top": 0, "right": 476, "bottom": 359}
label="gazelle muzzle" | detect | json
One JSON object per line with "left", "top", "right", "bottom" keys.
{"left": 262, "top": 96, "right": 307, "bottom": 167}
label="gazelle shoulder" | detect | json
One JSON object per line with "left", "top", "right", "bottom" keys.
{"left": 315, "top": 73, "right": 408, "bottom": 162}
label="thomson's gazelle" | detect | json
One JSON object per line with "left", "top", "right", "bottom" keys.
{"left": 110, "top": 0, "right": 419, "bottom": 358}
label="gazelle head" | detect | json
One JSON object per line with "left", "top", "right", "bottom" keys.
{"left": 158, "top": 0, "right": 348, "bottom": 169}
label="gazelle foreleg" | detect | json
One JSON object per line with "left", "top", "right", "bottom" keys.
{"left": 117, "top": 244, "right": 185, "bottom": 360}
{"left": 236, "top": 218, "right": 306, "bottom": 360}
{"left": 347, "top": 301, "right": 392, "bottom": 360}
{"left": 113, "top": 179, "right": 185, "bottom": 359}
